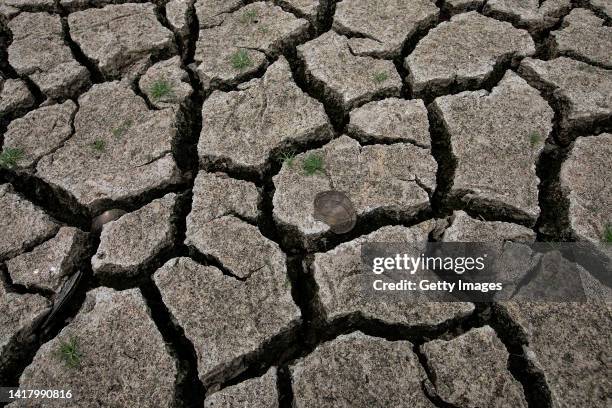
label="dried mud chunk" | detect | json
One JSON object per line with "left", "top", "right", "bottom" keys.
{"left": 0, "top": 79, "right": 35, "bottom": 119}
{"left": 291, "top": 332, "right": 435, "bottom": 408}
{"left": 443, "top": 0, "right": 485, "bottom": 15}
{"left": 92, "top": 193, "right": 177, "bottom": 279}
{"left": 0, "top": 184, "right": 59, "bottom": 260}
{"left": 2, "top": 0, "right": 54, "bottom": 11}
{"left": 187, "top": 172, "right": 260, "bottom": 225}
{"left": 36, "top": 82, "right": 181, "bottom": 212}
{"left": 484, "top": 0, "right": 572, "bottom": 32}
{"left": 154, "top": 257, "right": 300, "bottom": 384}
{"left": 333, "top": 0, "right": 438, "bottom": 58}
{"left": 499, "top": 302, "right": 612, "bottom": 408}
{"left": 311, "top": 223, "right": 474, "bottom": 326}
{"left": 139, "top": 56, "right": 193, "bottom": 109}
{"left": 347, "top": 98, "right": 430, "bottom": 147}
{"left": 421, "top": 326, "right": 528, "bottom": 408}
{"left": 165, "top": 0, "right": 190, "bottom": 38}
{"left": 204, "top": 367, "right": 278, "bottom": 408}
{"left": 13, "top": 288, "right": 176, "bottom": 408}
{"left": 432, "top": 71, "right": 553, "bottom": 224}
{"left": 194, "top": 0, "right": 243, "bottom": 28}
{"left": 518, "top": 57, "right": 612, "bottom": 141}
{"left": 198, "top": 57, "right": 332, "bottom": 175}
{"left": 405, "top": 12, "right": 535, "bottom": 98}
{"left": 188, "top": 216, "right": 284, "bottom": 280}
{"left": 68, "top": 3, "right": 176, "bottom": 78}
{"left": 443, "top": 211, "right": 536, "bottom": 242}
{"left": 194, "top": 2, "right": 309, "bottom": 90}
{"left": 3, "top": 101, "right": 77, "bottom": 168}
{"left": 276, "top": 0, "right": 324, "bottom": 23}
{"left": 8, "top": 12, "right": 90, "bottom": 99}
{"left": 560, "top": 134, "right": 612, "bottom": 243}
{"left": 0, "top": 285, "right": 50, "bottom": 371}
{"left": 586, "top": 0, "right": 612, "bottom": 19}
{"left": 273, "top": 135, "right": 436, "bottom": 250}
{"left": 7, "top": 227, "right": 88, "bottom": 294}
{"left": 59, "top": 0, "right": 148, "bottom": 12}
{"left": 297, "top": 31, "right": 401, "bottom": 113}
{"left": 551, "top": 9, "right": 612, "bottom": 68}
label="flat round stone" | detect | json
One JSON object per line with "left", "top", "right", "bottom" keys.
{"left": 273, "top": 135, "right": 437, "bottom": 249}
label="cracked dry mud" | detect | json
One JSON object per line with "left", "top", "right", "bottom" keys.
{"left": 0, "top": 0, "right": 610, "bottom": 407}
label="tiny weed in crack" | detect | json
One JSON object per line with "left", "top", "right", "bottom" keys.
{"left": 373, "top": 71, "right": 389, "bottom": 83}
{"left": 303, "top": 153, "right": 324, "bottom": 176}
{"left": 241, "top": 9, "right": 258, "bottom": 24}
{"left": 112, "top": 119, "right": 133, "bottom": 138}
{"left": 55, "top": 336, "right": 83, "bottom": 369}
{"left": 149, "top": 79, "right": 174, "bottom": 101}
{"left": 230, "top": 49, "right": 253, "bottom": 71}
{"left": 92, "top": 139, "right": 106, "bottom": 152}
{"left": 529, "top": 132, "right": 542, "bottom": 147}
{"left": 603, "top": 224, "right": 612, "bottom": 243}
{"left": 0, "top": 147, "right": 24, "bottom": 169}
{"left": 280, "top": 150, "right": 296, "bottom": 168}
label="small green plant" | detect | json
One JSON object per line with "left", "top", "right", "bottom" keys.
{"left": 529, "top": 132, "right": 542, "bottom": 147}
{"left": 92, "top": 139, "right": 106, "bottom": 152}
{"left": 230, "top": 49, "right": 253, "bottom": 71}
{"left": 241, "top": 9, "right": 258, "bottom": 24}
{"left": 112, "top": 119, "right": 133, "bottom": 138}
{"left": 280, "top": 150, "right": 296, "bottom": 167}
{"left": 303, "top": 153, "right": 324, "bottom": 176}
{"left": 55, "top": 337, "right": 82, "bottom": 369}
{"left": 0, "top": 147, "right": 24, "bottom": 169}
{"left": 149, "top": 79, "right": 174, "bottom": 101}
{"left": 373, "top": 71, "right": 389, "bottom": 83}
{"left": 603, "top": 224, "right": 612, "bottom": 243}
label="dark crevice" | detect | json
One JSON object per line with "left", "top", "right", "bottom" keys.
{"left": 0, "top": 234, "right": 95, "bottom": 399}
{"left": 534, "top": 141, "right": 572, "bottom": 241}
{"left": 140, "top": 280, "right": 205, "bottom": 408}
{"left": 88, "top": 189, "right": 193, "bottom": 290}
{"left": 489, "top": 304, "right": 554, "bottom": 408}
{"left": 276, "top": 365, "right": 294, "bottom": 408}
{"left": 1, "top": 170, "right": 90, "bottom": 229}
{"left": 283, "top": 45, "right": 347, "bottom": 132}
{"left": 415, "top": 345, "right": 462, "bottom": 408}
{"left": 212, "top": 302, "right": 491, "bottom": 398}
{"left": 416, "top": 54, "right": 525, "bottom": 105}
{"left": 427, "top": 101, "right": 456, "bottom": 219}
{"left": 1, "top": 263, "right": 55, "bottom": 298}
{"left": 59, "top": 18, "right": 104, "bottom": 85}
